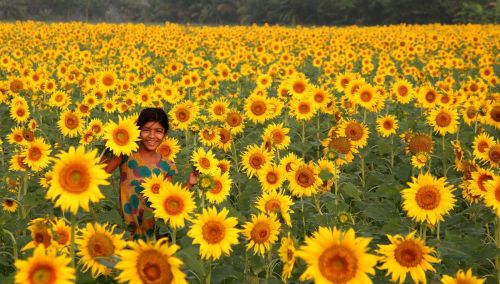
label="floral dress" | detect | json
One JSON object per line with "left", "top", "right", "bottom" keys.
{"left": 119, "top": 152, "right": 177, "bottom": 240}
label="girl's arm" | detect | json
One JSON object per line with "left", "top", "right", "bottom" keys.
{"left": 100, "top": 154, "right": 123, "bottom": 174}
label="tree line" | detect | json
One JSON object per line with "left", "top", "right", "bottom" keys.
{"left": 0, "top": 0, "right": 498, "bottom": 25}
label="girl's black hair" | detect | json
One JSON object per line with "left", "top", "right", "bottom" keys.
{"left": 136, "top": 107, "right": 169, "bottom": 133}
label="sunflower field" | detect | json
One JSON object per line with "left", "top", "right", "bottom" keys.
{"left": 0, "top": 22, "right": 499, "bottom": 284}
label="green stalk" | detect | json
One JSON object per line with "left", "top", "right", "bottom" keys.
{"left": 316, "top": 115, "right": 320, "bottom": 158}
{"left": 390, "top": 135, "right": 394, "bottom": 170}
{"left": 301, "top": 197, "right": 306, "bottom": 237}
{"left": 436, "top": 222, "right": 440, "bottom": 241}
{"left": 70, "top": 212, "right": 77, "bottom": 268}
{"left": 205, "top": 259, "right": 212, "bottom": 284}
{"left": 265, "top": 250, "right": 272, "bottom": 284}
{"left": 301, "top": 121, "right": 305, "bottom": 159}
{"left": 496, "top": 217, "right": 500, "bottom": 283}
{"left": 442, "top": 135, "right": 447, "bottom": 178}
{"left": 360, "top": 155, "right": 366, "bottom": 188}
{"left": 3, "top": 229, "right": 18, "bottom": 260}
{"left": 171, "top": 228, "right": 177, "bottom": 245}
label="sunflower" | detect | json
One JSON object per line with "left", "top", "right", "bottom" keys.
{"left": 279, "top": 233, "right": 296, "bottom": 281}
{"left": 257, "top": 163, "right": 286, "bottom": 192}
{"left": 76, "top": 222, "right": 126, "bottom": 277}
{"left": 46, "top": 146, "right": 110, "bottom": 214}
{"left": 22, "top": 218, "right": 54, "bottom": 251}
{"left": 486, "top": 143, "right": 500, "bottom": 168}
{"left": 9, "top": 153, "right": 28, "bottom": 172}
{"left": 279, "top": 152, "right": 303, "bottom": 173}
{"left": 2, "top": 198, "right": 17, "bottom": 213}
{"left": 217, "top": 159, "right": 231, "bottom": 174}
{"left": 22, "top": 137, "right": 52, "bottom": 172}
{"left": 191, "top": 147, "right": 219, "bottom": 175}
{"left": 50, "top": 218, "right": 71, "bottom": 249}
{"left": 15, "top": 246, "right": 75, "bottom": 284}
{"left": 289, "top": 96, "right": 317, "bottom": 121}
{"left": 241, "top": 144, "right": 273, "bottom": 178}
{"left": 149, "top": 182, "right": 195, "bottom": 229}
{"left": 244, "top": 94, "right": 269, "bottom": 124}
{"left": 472, "top": 133, "right": 495, "bottom": 162}
{"left": 87, "top": 118, "right": 104, "bottom": 137}
{"left": 416, "top": 85, "right": 439, "bottom": 109}
{"left": 376, "top": 115, "right": 399, "bottom": 137}
{"left": 141, "top": 173, "right": 168, "bottom": 200}
{"left": 427, "top": 107, "right": 459, "bottom": 136}
{"left": 392, "top": 79, "right": 414, "bottom": 104}
{"left": 285, "top": 74, "right": 311, "bottom": 98}
{"left": 411, "top": 152, "right": 430, "bottom": 169}
{"left": 10, "top": 101, "right": 30, "bottom": 123}
{"left": 256, "top": 73, "right": 273, "bottom": 89}
{"left": 7, "top": 126, "right": 25, "bottom": 145}
{"left": 469, "top": 167, "right": 494, "bottom": 197}
{"left": 262, "top": 123, "right": 290, "bottom": 150}
{"left": 334, "top": 72, "right": 355, "bottom": 93}
{"left": 103, "top": 116, "right": 141, "bottom": 156}
{"left": 206, "top": 171, "right": 232, "bottom": 204}
{"left": 338, "top": 119, "right": 370, "bottom": 149}
{"left": 169, "top": 101, "right": 199, "bottom": 131}
{"left": 485, "top": 104, "right": 500, "bottom": 129}
{"left": 255, "top": 190, "right": 294, "bottom": 227}
{"left": 484, "top": 176, "right": 500, "bottom": 216}
{"left": 198, "top": 127, "right": 220, "bottom": 147}
{"left": 215, "top": 127, "right": 232, "bottom": 152}
{"left": 441, "top": 268, "right": 485, "bottom": 284}
{"left": 288, "top": 161, "right": 321, "bottom": 197}
{"left": 401, "top": 172, "right": 456, "bottom": 225}
{"left": 406, "top": 133, "right": 434, "bottom": 155}
{"left": 243, "top": 213, "right": 281, "bottom": 256}
{"left": 115, "top": 238, "right": 187, "bottom": 284}
{"left": 321, "top": 135, "right": 358, "bottom": 166}
{"left": 296, "top": 226, "right": 377, "bottom": 284}
{"left": 377, "top": 231, "right": 440, "bottom": 284}
{"left": 354, "top": 83, "right": 379, "bottom": 111}
{"left": 98, "top": 69, "right": 118, "bottom": 91}
{"left": 209, "top": 98, "right": 230, "bottom": 122}
{"left": 49, "top": 91, "right": 69, "bottom": 108}
{"left": 156, "top": 136, "right": 180, "bottom": 162}
{"left": 187, "top": 206, "right": 240, "bottom": 260}
{"left": 317, "top": 158, "right": 340, "bottom": 191}
{"left": 58, "top": 110, "right": 83, "bottom": 138}
{"left": 224, "top": 110, "right": 245, "bottom": 134}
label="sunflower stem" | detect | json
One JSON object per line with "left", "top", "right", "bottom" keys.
{"left": 301, "top": 121, "right": 305, "bottom": 159}
{"left": 496, "top": 217, "right": 500, "bottom": 283}
{"left": 360, "top": 155, "right": 366, "bottom": 188}
{"left": 70, "top": 212, "right": 77, "bottom": 269}
{"left": 442, "top": 135, "right": 447, "bottom": 178}
{"left": 2, "top": 229, "right": 18, "bottom": 260}
{"left": 301, "top": 197, "right": 306, "bottom": 237}
{"left": 390, "top": 135, "right": 394, "bottom": 170}
{"left": 230, "top": 142, "right": 241, "bottom": 197}
{"left": 172, "top": 228, "right": 177, "bottom": 245}
{"left": 265, "top": 249, "right": 272, "bottom": 284}
{"left": 436, "top": 222, "right": 440, "bottom": 241}
{"left": 205, "top": 259, "right": 212, "bottom": 284}
{"left": 316, "top": 115, "right": 320, "bottom": 159}
{"left": 313, "top": 194, "right": 323, "bottom": 215}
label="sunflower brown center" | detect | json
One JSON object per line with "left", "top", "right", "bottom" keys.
{"left": 394, "top": 240, "right": 423, "bottom": 267}
{"left": 271, "top": 130, "right": 285, "bottom": 144}
{"left": 210, "top": 180, "right": 223, "bottom": 194}
{"left": 218, "top": 129, "right": 231, "bottom": 143}
{"left": 466, "top": 107, "right": 476, "bottom": 119}
{"left": 33, "top": 227, "right": 52, "bottom": 248}
{"left": 266, "top": 172, "right": 278, "bottom": 184}
{"left": 202, "top": 221, "right": 226, "bottom": 244}
{"left": 314, "top": 92, "right": 325, "bottom": 103}
{"left": 23, "top": 130, "right": 34, "bottom": 141}
{"left": 137, "top": 250, "right": 173, "bottom": 284}
{"left": 477, "top": 174, "right": 493, "bottom": 192}
{"left": 425, "top": 91, "right": 436, "bottom": 103}
{"left": 295, "top": 167, "right": 314, "bottom": 188}
{"left": 488, "top": 145, "right": 500, "bottom": 163}
{"left": 494, "top": 185, "right": 500, "bottom": 203}
{"left": 490, "top": 106, "right": 500, "bottom": 122}
{"left": 102, "top": 75, "right": 114, "bottom": 87}
{"left": 59, "top": 163, "right": 90, "bottom": 193}
{"left": 293, "top": 81, "right": 306, "bottom": 94}
{"left": 408, "top": 134, "right": 433, "bottom": 155}
{"left": 340, "top": 78, "right": 349, "bottom": 88}
{"left": 344, "top": 122, "right": 363, "bottom": 141}
{"left": 435, "top": 111, "right": 451, "bottom": 127}
{"left": 176, "top": 109, "right": 190, "bottom": 122}
{"left": 157, "top": 145, "right": 172, "bottom": 157}
{"left": 250, "top": 221, "right": 271, "bottom": 244}
{"left": 398, "top": 85, "right": 408, "bottom": 96}
{"left": 56, "top": 229, "right": 69, "bottom": 245}
{"left": 88, "top": 233, "right": 115, "bottom": 257}
{"left": 151, "top": 184, "right": 160, "bottom": 194}
{"left": 29, "top": 264, "right": 56, "bottom": 284}
{"left": 298, "top": 102, "right": 311, "bottom": 114}
{"left": 29, "top": 147, "right": 42, "bottom": 161}
{"left": 163, "top": 196, "right": 184, "bottom": 215}
{"left": 113, "top": 129, "right": 130, "bottom": 146}
{"left": 64, "top": 114, "right": 79, "bottom": 130}
{"left": 360, "top": 91, "right": 372, "bottom": 102}
{"left": 415, "top": 185, "right": 441, "bottom": 210}
{"left": 318, "top": 245, "right": 358, "bottom": 283}
{"left": 265, "top": 199, "right": 281, "bottom": 213}
{"left": 249, "top": 154, "right": 264, "bottom": 169}
{"left": 213, "top": 105, "right": 225, "bottom": 115}
{"left": 16, "top": 108, "right": 26, "bottom": 117}
{"left": 226, "top": 113, "right": 243, "bottom": 127}
{"left": 383, "top": 120, "right": 393, "bottom": 130}
{"left": 199, "top": 157, "right": 211, "bottom": 169}
{"left": 251, "top": 100, "right": 266, "bottom": 116}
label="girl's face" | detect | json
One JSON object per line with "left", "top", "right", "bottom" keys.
{"left": 139, "top": 121, "right": 165, "bottom": 152}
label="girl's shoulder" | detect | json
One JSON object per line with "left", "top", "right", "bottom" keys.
{"left": 159, "top": 156, "right": 178, "bottom": 175}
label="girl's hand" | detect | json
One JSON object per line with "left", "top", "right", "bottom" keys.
{"left": 187, "top": 168, "right": 199, "bottom": 188}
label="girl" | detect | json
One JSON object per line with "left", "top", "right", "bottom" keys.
{"left": 102, "top": 107, "right": 198, "bottom": 240}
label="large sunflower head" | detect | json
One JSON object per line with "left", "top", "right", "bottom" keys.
{"left": 427, "top": 107, "right": 459, "bottom": 136}
{"left": 255, "top": 190, "right": 294, "bottom": 227}
{"left": 115, "top": 238, "right": 187, "bottom": 284}
{"left": 257, "top": 163, "right": 286, "bottom": 192}
{"left": 103, "top": 116, "right": 141, "bottom": 156}
{"left": 187, "top": 206, "right": 240, "bottom": 260}
{"left": 406, "top": 133, "right": 434, "bottom": 155}
{"left": 76, "top": 222, "right": 126, "bottom": 278}
{"left": 377, "top": 231, "right": 440, "bottom": 284}
{"left": 296, "top": 226, "right": 378, "bottom": 284}
{"left": 441, "top": 268, "right": 486, "bottom": 284}
{"left": 191, "top": 147, "right": 219, "bottom": 175}
{"left": 15, "top": 246, "right": 75, "bottom": 284}
{"left": 401, "top": 173, "right": 456, "bottom": 225}
{"left": 288, "top": 162, "right": 321, "bottom": 197}
{"left": 57, "top": 110, "right": 83, "bottom": 138}
{"left": 22, "top": 137, "right": 52, "bottom": 172}
{"left": 156, "top": 137, "right": 181, "bottom": 161}
{"left": 484, "top": 176, "right": 500, "bottom": 217}
{"left": 149, "top": 182, "right": 196, "bottom": 229}
{"left": 46, "top": 146, "right": 110, "bottom": 214}
{"left": 206, "top": 171, "right": 232, "bottom": 204}
{"left": 278, "top": 233, "right": 297, "bottom": 281}
{"left": 243, "top": 213, "right": 281, "bottom": 256}
{"left": 338, "top": 119, "right": 370, "bottom": 149}
{"left": 376, "top": 115, "right": 399, "bottom": 138}
{"left": 241, "top": 144, "right": 273, "bottom": 178}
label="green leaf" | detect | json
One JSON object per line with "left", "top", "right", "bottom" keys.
{"left": 340, "top": 182, "right": 361, "bottom": 200}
